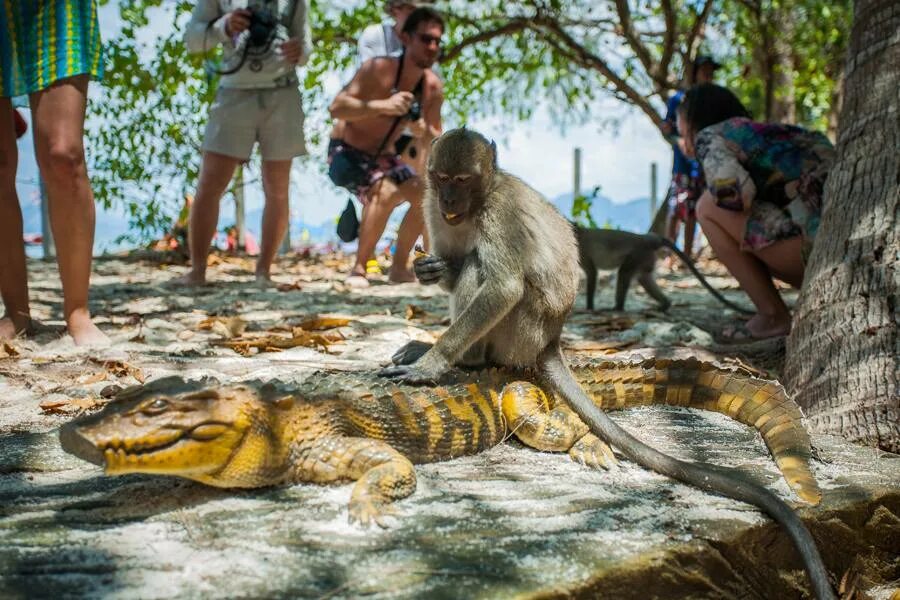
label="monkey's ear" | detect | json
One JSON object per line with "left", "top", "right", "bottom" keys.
{"left": 490, "top": 140, "right": 498, "bottom": 167}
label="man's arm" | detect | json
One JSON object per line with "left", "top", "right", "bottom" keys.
{"left": 289, "top": 0, "right": 313, "bottom": 66}
{"left": 184, "top": 0, "right": 227, "bottom": 53}
{"left": 329, "top": 60, "right": 413, "bottom": 121}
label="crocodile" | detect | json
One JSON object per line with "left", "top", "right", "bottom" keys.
{"left": 60, "top": 357, "right": 820, "bottom": 526}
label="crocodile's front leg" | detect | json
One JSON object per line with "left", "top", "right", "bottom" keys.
{"left": 293, "top": 436, "right": 416, "bottom": 528}
{"left": 500, "top": 381, "right": 617, "bottom": 469}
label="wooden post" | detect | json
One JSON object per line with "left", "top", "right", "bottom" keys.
{"left": 234, "top": 164, "right": 246, "bottom": 250}
{"left": 650, "top": 162, "right": 658, "bottom": 220}
{"left": 573, "top": 147, "right": 582, "bottom": 200}
{"left": 39, "top": 177, "right": 55, "bottom": 259}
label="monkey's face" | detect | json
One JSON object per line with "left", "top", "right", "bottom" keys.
{"left": 428, "top": 129, "right": 497, "bottom": 226}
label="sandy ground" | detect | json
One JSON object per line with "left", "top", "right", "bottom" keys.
{"left": 2, "top": 251, "right": 897, "bottom": 599}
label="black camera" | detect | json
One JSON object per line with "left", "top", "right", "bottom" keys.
{"left": 247, "top": 6, "right": 277, "bottom": 48}
{"left": 407, "top": 98, "right": 421, "bottom": 121}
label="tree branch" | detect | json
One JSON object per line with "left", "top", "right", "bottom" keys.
{"left": 440, "top": 19, "right": 532, "bottom": 63}
{"left": 613, "top": 0, "right": 656, "bottom": 81}
{"left": 685, "top": 0, "right": 715, "bottom": 64}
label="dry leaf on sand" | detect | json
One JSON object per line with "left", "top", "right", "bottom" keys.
{"left": 198, "top": 316, "right": 248, "bottom": 338}
{"left": 293, "top": 316, "right": 353, "bottom": 331}
{"left": 215, "top": 328, "right": 344, "bottom": 356}
{"left": 40, "top": 396, "right": 104, "bottom": 415}
{"left": 0, "top": 342, "right": 19, "bottom": 358}
{"left": 89, "top": 359, "right": 146, "bottom": 383}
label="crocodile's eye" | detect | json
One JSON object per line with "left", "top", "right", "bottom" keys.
{"left": 141, "top": 398, "right": 170, "bottom": 415}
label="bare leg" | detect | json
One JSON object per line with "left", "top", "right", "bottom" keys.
{"left": 0, "top": 99, "right": 31, "bottom": 339}
{"left": 696, "top": 192, "right": 795, "bottom": 337}
{"left": 29, "top": 76, "right": 107, "bottom": 346}
{"left": 178, "top": 152, "right": 241, "bottom": 286}
{"left": 390, "top": 178, "right": 423, "bottom": 283}
{"left": 683, "top": 211, "right": 697, "bottom": 261}
{"left": 256, "top": 159, "right": 292, "bottom": 283}
{"left": 350, "top": 178, "right": 407, "bottom": 285}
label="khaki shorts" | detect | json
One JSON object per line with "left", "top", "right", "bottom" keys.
{"left": 202, "top": 85, "right": 307, "bottom": 161}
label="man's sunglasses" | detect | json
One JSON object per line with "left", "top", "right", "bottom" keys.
{"left": 415, "top": 33, "right": 442, "bottom": 47}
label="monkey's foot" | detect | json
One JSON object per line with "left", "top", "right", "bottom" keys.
{"left": 378, "top": 364, "right": 439, "bottom": 385}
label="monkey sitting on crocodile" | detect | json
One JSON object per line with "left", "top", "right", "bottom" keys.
{"left": 379, "top": 127, "right": 835, "bottom": 600}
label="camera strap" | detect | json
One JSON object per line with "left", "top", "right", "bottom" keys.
{"left": 372, "top": 50, "right": 424, "bottom": 159}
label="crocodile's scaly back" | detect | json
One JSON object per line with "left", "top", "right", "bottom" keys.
{"left": 570, "top": 357, "right": 820, "bottom": 504}
{"left": 338, "top": 376, "right": 507, "bottom": 463}
{"left": 60, "top": 358, "right": 821, "bottom": 525}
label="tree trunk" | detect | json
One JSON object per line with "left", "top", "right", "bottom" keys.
{"left": 768, "top": 6, "right": 796, "bottom": 123}
{"left": 784, "top": 0, "right": 899, "bottom": 453}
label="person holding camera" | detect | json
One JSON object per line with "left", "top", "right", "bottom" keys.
{"left": 177, "top": 0, "right": 312, "bottom": 287}
{"left": 328, "top": 7, "right": 444, "bottom": 287}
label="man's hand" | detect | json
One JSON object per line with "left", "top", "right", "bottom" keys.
{"left": 279, "top": 38, "right": 304, "bottom": 64}
{"left": 224, "top": 9, "right": 251, "bottom": 37}
{"left": 379, "top": 91, "right": 414, "bottom": 116}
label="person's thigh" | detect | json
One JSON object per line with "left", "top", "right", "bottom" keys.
{"left": 258, "top": 86, "right": 306, "bottom": 161}
{"left": 695, "top": 191, "right": 748, "bottom": 242}
{"left": 202, "top": 88, "right": 257, "bottom": 161}
{"left": 28, "top": 74, "right": 89, "bottom": 161}
{"left": 0, "top": 99, "right": 17, "bottom": 180}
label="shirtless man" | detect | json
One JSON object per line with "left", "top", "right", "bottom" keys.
{"left": 328, "top": 6, "right": 444, "bottom": 286}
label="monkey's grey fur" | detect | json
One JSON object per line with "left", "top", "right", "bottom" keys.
{"left": 575, "top": 227, "right": 753, "bottom": 314}
{"left": 379, "top": 128, "right": 833, "bottom": 600}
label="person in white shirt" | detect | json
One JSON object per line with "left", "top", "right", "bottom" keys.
{"left": 177, "top": 0, "right": 312, "bottom": 286}
{"left": 357, "top": 1, "right": 424, "bottom": 62}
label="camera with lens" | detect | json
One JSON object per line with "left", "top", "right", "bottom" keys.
{"left": 247, "top": 6, "right": 277, "bottom": 48}
{"left": 406, "top": 98, "right": 421, "bottom": 121}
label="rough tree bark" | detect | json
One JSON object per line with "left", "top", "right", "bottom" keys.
{"left": 785, "top": 0, "right": 899, "bottom": 452}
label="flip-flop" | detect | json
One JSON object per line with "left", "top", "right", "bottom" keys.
{"left": 344, "top": 274, "right": 371, "bottom": 289}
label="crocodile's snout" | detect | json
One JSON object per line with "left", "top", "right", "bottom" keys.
{"left": 59, "top": 421, "right": 105, "bottom": 466}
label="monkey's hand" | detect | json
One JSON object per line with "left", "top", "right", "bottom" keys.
{"left": 379, "top": 350, "right": 451, "bottom": 385}
{"left": 391, "top": 340, "right": 434, "bottom": 365}
{"left": 413, "top": 253, "right": 447, "bottom": 285}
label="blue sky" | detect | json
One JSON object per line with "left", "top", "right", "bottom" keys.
{"left": 14, "top": 3, "right": 674, "bottom": 245}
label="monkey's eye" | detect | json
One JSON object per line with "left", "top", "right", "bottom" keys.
{"left": 140, "top": 398, "right": 170, "bottom": 415}
{"left": 435, "top": 173, "right": 450, "bottom": 183}
{"left": 453, "top": 174, "right": 472, "bottom": 184}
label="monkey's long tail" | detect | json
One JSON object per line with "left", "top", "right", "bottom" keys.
{"left": 658, "top": 237, "right": 755, "bottom": 315}
{"left": 539, "top": 345, "right": 835, "bottom": 600}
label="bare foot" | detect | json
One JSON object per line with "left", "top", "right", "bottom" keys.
{"left": 168, "top": 270, "right": 207, "bottom": 288}
{"left": 254, "top": 272, "right": 274, "bottom": 289}
{"left": 344, "top": 272, "right": 370, "bottom": 288}
{"left": 0, "top": 315, "right": 33, "bottom": 340}
{"left": 67, "top": 311, "right": 111, "bottom": 348}
{"left": 0, "top": 317, "right": 18, "bottom": 340}
{"left": 745, "top": 313, "right": 791, "bottom": 338}
{"left": 388, "top": 267, "right": 416, "bottom": 284}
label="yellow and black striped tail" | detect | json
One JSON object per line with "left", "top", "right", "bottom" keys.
{"left": 570, "top": 357, "right": 822, "bottom": 505}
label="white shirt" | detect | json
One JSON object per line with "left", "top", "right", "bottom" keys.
{"left": 357, "top": 22, "right": 402, "bottom": 64}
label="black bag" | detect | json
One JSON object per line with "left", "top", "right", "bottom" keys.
{"left": 336, "top": 199, "right": 360, "bottom": 243}
{"left": 328, "top": 146, "right": 371, "bottom": 192}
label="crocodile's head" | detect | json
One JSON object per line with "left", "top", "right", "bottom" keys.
{"left": 60, "top": 377, "right": 283, "bottom": 488}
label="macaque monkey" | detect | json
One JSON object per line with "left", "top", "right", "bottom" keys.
{"left": 575, "top": 227, "right": 753, "bottom": 314}
{"left": 380, "top": 128, "right": 833, "bottom": 600}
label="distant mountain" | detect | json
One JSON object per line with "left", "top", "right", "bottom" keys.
{"left": 549, "top": 192, "right": 656, "bottom": 232}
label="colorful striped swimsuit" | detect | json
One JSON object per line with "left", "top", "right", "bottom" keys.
{"left": 0, "top": 0, "right": 104, "bottom": 97}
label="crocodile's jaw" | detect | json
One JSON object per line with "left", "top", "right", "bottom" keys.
{"left": 61, "top": 416, "right": 247, "bottom": 480}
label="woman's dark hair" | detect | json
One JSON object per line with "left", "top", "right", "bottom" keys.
{"left": 679, "top": 84, "right": 751, "bottom": 132}
{"left": 402, "top": 6, "right": 444, "bottom": 34}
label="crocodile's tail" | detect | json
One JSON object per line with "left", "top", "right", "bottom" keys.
{"left": 571, "top": 357, "right": 821, "bottom": 505}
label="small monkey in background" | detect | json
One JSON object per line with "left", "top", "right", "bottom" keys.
{"left": 379, "top": 128, "right": 834, "bottom": 600}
